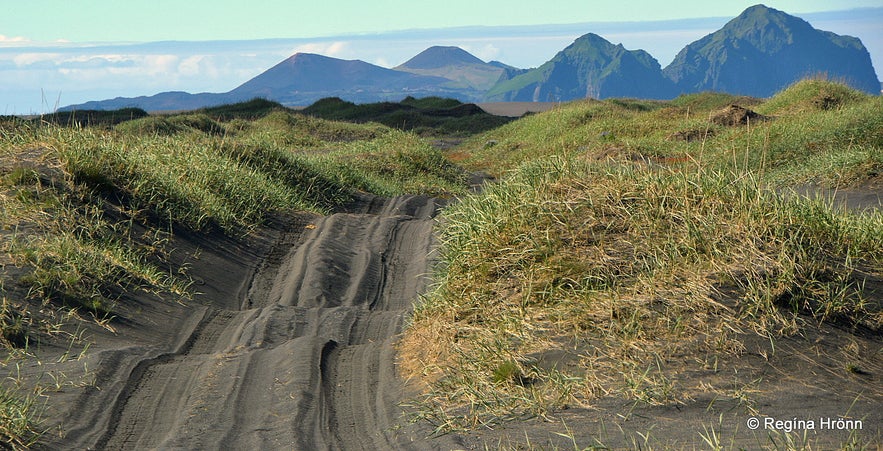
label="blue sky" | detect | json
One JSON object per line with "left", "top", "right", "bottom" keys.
{"left": 2, "top": 1, "right": 882, "bottom": 113}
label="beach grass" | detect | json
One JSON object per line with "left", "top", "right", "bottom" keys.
{"left": 0, "top": 103, "right": 470, "bottom": 444}
{"left": 398, "top": 80, "right": 883, "bottom": 437}
{"left": 0, "top": 80, "right": 880, "bottom": 447}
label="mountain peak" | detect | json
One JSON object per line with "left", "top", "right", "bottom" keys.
{"left": 486, "top": 32, "right": 674, "bottom": 101}
{"left": 722, "top": 4, "right": 815, "bottom": 48}
{"left": 228, "top": 52, "right": 454, "bottom": 104}
{"left": 397, "top": 46, "right": 486, "bottom": 70}
{"left": 575, "top": 33, "right": 610, "bottom": 44}
{"left": 742, "top": 4, "right": 774, "bottom": 15}
{"left": 663, "top": 4, "right": 880, "bottom": 96}
{"left": 59, "top": 5, "right": 879, "bottom": 112}
{"left": 394, "top": 46, "right": 510, "bottom": 92}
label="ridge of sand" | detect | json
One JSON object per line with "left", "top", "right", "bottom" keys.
{"left": 34, "top": 194, "right": 464, "bottom": 450}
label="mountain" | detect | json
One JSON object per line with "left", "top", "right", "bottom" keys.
{"left": 395, "top": 46, "right": 512, "bottom": 93}
{"left": 228, "top": 53, "right": 457, "bottom": 104}
{"left": 397, "top": 46, "right": 486, "bottom": 70}
{"left": 60, "top": 91, "right": 249, "bottom": 113}
{"left": 484, "top": 33, "right": 676, "bottom": 102}
{"left": 60, "top": 5, "right": 880, "bottom": 113}
{"left": 61, "top": 51, "right": 492, "bottom": 112}
{"left": 663, "top": 4, "right": 881, "bottom": 96}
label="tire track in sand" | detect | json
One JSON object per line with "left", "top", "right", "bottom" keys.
{"left": 88, "top": 194, "right": 462, "bottom": 450}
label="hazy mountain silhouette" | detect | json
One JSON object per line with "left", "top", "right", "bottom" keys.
{"left": 395, "top": 46, "right": 514, "bottom": 93}
{"left": 397, "top": 46, "right": 485, "bottom": 69}
{"left": 228, "top": 53, "right": 454, "bottom": 104}
{"left": 663, "top": 4, "right": 880, "bottom": 96}
{"left": 60, "top": 91, "right": 250, "bottom": 112}
{"left": 60, "top": 5, "right": 879, "bottom": 112}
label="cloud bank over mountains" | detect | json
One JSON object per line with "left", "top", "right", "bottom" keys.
{"left": 2, "top": 8, "right": 880, "bottom": 114}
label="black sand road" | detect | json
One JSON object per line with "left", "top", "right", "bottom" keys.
{"left": 34, "top": 194, "right": 465, "bottom": 450}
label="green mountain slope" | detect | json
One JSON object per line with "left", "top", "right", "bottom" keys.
{"left": 663, "top": 4, "right": 881, "bottom": 96}
{"left": 484, "top": 33, "right": 676, "bottom": 101}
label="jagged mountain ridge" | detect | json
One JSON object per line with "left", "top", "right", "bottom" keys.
{"left": 60, "top": 5, "right": 879, "bottom": 112}
{"left": 663, "top": 4, "right": 880, "bottom": 97}
{"left": 484, "top": 33, "right": 677, "bottom": 101}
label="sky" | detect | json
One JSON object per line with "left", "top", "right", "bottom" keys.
{"left": 2, "top": 0, "right": 882, "bottom": 113}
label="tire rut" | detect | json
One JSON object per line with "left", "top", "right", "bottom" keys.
{"left": 86, "top": 194, "right": 460, "bottom": 450}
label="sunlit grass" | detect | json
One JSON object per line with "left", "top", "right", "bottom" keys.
{"left": 399, "top": 80, "right": 883, "bottom": 433}
{"left": 0, "top": 104, "right": 470, "bottom": 446}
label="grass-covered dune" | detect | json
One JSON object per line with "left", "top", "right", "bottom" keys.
{"left": 0, "top": 102, "right": 468, "bottom": 446}
{"left": 399, "top": 80, "right": 883, "bottom": 447}
{"left": 2, "top": 102, "right": 466, "bottom": 306}
{"left": 302, "top": 96, "right": 514, "bottom": 136}
{"left": 0, "top": 80, "right": 880, "bottom": 448}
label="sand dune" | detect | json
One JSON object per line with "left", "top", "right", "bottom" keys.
{"left": 37, "top": 194, "right": 464, "bottom": 450}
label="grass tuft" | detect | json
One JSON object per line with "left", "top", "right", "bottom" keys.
{"left": 399, "top": 78, "right": 883, "bottom": 433}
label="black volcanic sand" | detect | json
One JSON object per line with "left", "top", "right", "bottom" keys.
{"left": 17, "top": 187, "right": 882, "bottom": 449}
{"left": 452, "top": 186, "right": 883, "bottom": 449}
{"left": 455, "top": 322, "right": 883, "bottom": 449}
{"left": 27, "top": 193, "right": 467, "bottom": 450}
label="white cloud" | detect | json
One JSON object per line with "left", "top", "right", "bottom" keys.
{"left": 372, "top": 57, "right": 391, "bottom": 68}
{"left": 142, "top": 54, "right": 180, "bottom": 75}
{"left": 0, "top": 34, "right": 29, "bottom": 44}
{"left": 178, "top": 55, "right": 226, "bottom": 79}
{"left": 291, "top": 41, "right": 351, "bottom": 58}
{"left": 178, "top": 55, "right": 205, "bottom": 77}
{"left": 9, "top": 53, "right": 140, "bottom": 70}
{"left": 12, "top": 53, "right": 61, "bottom": 67}
{"left": 463, "top": 43, "right": 501, "bottom": 62}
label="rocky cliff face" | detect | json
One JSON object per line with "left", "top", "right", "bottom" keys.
{"left": 485, "top": 33, "right": 676, "bottom": 101}
{"left": 663, "top": 4, "right": 880, "bottom": 97}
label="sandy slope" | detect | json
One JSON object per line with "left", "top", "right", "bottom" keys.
{"left": 28, "top": 186, "right": 879, "bottom": 449}
{"left": 33, "top": 194, "right": 464, "bottom": 450}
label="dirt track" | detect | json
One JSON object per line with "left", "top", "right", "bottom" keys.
{"left": 35, "top": 194, "right": 464, "bottom": 450}
{"left": 29, "top": 187, "right": 881, "bottom": 449}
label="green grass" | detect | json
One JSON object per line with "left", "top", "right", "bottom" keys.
{"left": 402, "top": 159, "right": 883, "bottom": 427}
{"left": 1, "top": 106, "right": 468, "bottom": 315}
{"left": 43, "top": 111, "right": 465, "bottom": 234}
{"left": 3, "top": 81, "right": 881, "bottom": 447}
{"left": 399, "top": 80, "right": 883, "bottom": 433}
{"left": 0, "top": 151, "right": 192, "bottom": 313}
{"left": 196, "top": 98, "right": 285, "bottom": 120}
{"left": 1, "top": 104, "right": 467, "bottom": 320}
{"left": 2, "top": 110, "right": 464, "bottom": 311}
{"left": 456, "top": 80, "right": 882, "bottom": 187}
{"left": 0, "top": 104, "right": 472, "bottom": 446}
{"left": 0, "top": 385, "right": 41, "bottom": 450}
{"left": 40, "top": 108, "right": 149, "bottom": 128}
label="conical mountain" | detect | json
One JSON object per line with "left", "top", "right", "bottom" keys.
{"left": 397, "top": 46, "right": 486, "bottom": 69}
{"left": 485, "top": 33, "right": 676, "bottom": 101}
{"left": 663, "top": 4, "right": 880, "bottom": 96}
{"left": 395, "top": 46, "right": 512, "bottom": 94}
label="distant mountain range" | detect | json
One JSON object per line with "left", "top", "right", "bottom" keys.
{"left": 61, "top": 5, "right": 880, "bottom": 112}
